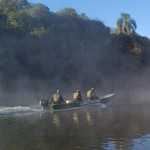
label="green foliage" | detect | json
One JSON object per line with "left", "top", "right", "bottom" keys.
{"left": 0, "top": 0, "right": 149, "bottom": 89}
{"left": 79, "top": 13, "right": 89, "bottom": 20}
{"left": 56, "top": 8, "right": 77, "bottom": 18}
{"left": 116, "top": 13, "right": 137, "bottom": 35}
{"left": 27, "top": 3, "right": 51, "bottom": 21}
{"left": 7, "top": 11, "right": 23, "bottom": 29}
{"left": 30, "top": 26, "right": 49, "bottom": 39}
{"left": 0, "top": 0, "right": 30, "bottom": 13}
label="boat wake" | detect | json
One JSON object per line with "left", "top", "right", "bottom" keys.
{"left": 0, "top": 105, "right": 43, "bottom": 115}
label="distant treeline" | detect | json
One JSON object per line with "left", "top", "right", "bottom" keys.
{"left": 0, "top": 0, "right": 150, "bottom": 89}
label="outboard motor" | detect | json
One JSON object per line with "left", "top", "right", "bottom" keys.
{"left": 39, "top": 100, "right": 49, "bottom": 110}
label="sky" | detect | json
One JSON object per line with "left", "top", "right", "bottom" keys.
{"left": 29, "top": 0, "right": 150, "bottom": 38}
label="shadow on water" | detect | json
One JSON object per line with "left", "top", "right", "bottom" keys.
{"left": 0, "top": 106, "right": 150, "bottom": 150}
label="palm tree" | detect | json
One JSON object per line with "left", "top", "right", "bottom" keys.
{"left": 116, "top": 13, "right": 137, "bottom": 35}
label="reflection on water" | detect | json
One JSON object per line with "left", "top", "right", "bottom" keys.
{"left": 86, "top": 111, "right": 94, "bottom": 125}
{"left": 0, "top": 106, "right": 150, "bottom": 150}
{"left": 73, "top": 112, "right": 79, "bottom": 125}
{"left": 53, "top": 113, "right": 60, "bottom": 128}
{"left": 114, "top": 139, "right": 133, "bottom": 150}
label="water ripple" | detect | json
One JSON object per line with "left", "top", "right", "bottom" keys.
{"left": 0, "top": 105, "right": 43, "bottom": 115}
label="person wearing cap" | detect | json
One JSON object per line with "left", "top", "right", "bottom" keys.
{"left": 86, "top": 88, "right": 99, "bottom": 100}
{"left": 50, "top": 90, "right": 64, "bottom": 104}
{"left": 73, "top": 90, "right": 82, "bottom": 102}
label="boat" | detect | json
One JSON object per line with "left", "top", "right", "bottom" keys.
{"left": 39, "top": 93, "right": 116, "bottom": 110}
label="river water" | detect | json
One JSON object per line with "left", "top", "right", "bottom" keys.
{"left": 0, "top": 105, "right": 150, "bottom": 150}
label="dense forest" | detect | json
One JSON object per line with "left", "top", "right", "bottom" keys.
{"left": 0, "top": 0, "right": 150, "bottom": 105}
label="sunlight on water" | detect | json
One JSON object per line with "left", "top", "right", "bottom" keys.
{"left": 133, "top": 134, "right": 150, "bottom": 150}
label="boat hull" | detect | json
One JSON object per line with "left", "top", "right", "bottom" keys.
{"left": 52, "top": 102, "right": 83, "bottom": 110}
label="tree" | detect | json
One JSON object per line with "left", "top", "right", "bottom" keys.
{"left": 56, "top": 8, "right": 77, "bottom": 18}
{"left": 116, "top": 13, "right": 137, "bottom": 35}
{"left": 28, "top": 3, "right": 50, "bottom": 19}
{"left": 0, "top": 0, "right": 32, "bottom": 33}
{"left": 0, "top": 0, "right": 30, "bottom": 13}
{"left": 27, "top": 3, "right": 52, "bottom": 27}
{"left": 79, "top": 13, "right": 89, "bottom": 20}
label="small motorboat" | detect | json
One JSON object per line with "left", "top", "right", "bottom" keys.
{"left": 39, "top": 93, "right": 116, "bottom": 110}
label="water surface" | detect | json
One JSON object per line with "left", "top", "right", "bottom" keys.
{"left": 0, "top": 105, "right": 150, "bottom": 150}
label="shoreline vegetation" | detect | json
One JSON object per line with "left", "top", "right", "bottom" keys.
{"left": 0, "top": 0, "right": 150, "bottom": 105}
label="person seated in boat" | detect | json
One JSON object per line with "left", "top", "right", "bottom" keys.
{"left": 73, "top": 90, "right": 83, "bottom": 102}
{"left": 86, "top": 88, "right": 99, "bottom": 100}
{"left": 50, "top": 90, "right": 64, "bottom": 104}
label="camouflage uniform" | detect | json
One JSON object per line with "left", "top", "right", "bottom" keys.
{"left": 50, "top": 90, "right": 64, "bottom": 104}
{"left": 73, "top": 90, "right": 82, "bottom": 102}
{"left": 86, "top": 88, "right": 99, "bottom": 100}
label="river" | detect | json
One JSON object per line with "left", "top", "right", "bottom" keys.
{"left": 0, "top": 105, "right": 150, "bottom": 150}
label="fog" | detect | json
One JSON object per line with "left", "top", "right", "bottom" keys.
{"left": 0, "top": 1, "right": 150, "bottom": 106}
{"left": 0, "top": 66, "right": 150, "bottom": 106}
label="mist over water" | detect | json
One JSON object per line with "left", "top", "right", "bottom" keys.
{"left": 1, "top": 70, "right": 150, "bottom": 106}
